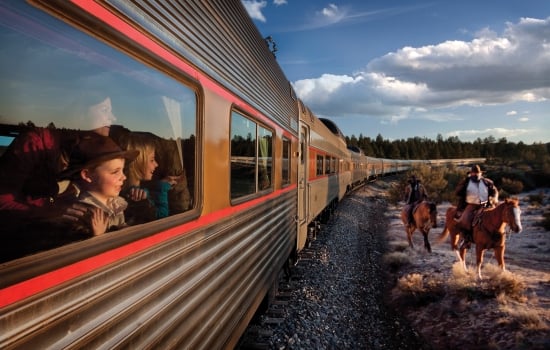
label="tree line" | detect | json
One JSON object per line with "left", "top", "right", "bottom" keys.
{"left": 346, "top": 133, "right": 549, "bottom": 163}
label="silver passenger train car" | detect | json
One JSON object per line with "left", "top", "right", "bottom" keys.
{"left": 0, "top": 1, "right": 484, "bottom": 348}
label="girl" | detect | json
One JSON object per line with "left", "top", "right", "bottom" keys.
{"left": 118, "top": 132, "right": 180, "bottom": 224}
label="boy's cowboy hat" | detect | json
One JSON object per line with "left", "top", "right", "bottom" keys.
{"left": 60, "top": 134, "right": 139, "bottom": 179}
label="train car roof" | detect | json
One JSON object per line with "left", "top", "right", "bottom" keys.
{"left": 347, "top": 145, "right": 364, "bottom": 155}
{"left": 319, "top": 118, "right": 345, "bottom": 140}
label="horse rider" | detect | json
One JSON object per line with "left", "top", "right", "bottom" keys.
{"left": 454, "top": 164, "right": 498, "bottom": 241}
{"left": 403, "top": 175, "right": 428, "bottom": 225}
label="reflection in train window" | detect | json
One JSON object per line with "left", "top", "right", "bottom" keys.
{"left": 230, "top": 111, "right": 273, "bottom": 199}
{"left": 282, "top": 137, "right": 290, "bottom": 186}
{"left": 0, "top": 1, "right": 196, "bottom": 262}
{"left": 316, "top": 155, "right": 323, "bottom": 176}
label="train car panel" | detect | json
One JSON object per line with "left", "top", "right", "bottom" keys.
{"left": 0, "top": 1, "right": 297, "bottom": 349}
{"left": 0, "top": 190, "right": 295, "bottom": 349}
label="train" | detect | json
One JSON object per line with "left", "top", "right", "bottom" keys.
{"left": 0, "top": 1, "right": 483, "bottom": 349}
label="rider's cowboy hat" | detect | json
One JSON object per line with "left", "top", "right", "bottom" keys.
{"left": 471, "top": 164, "right": 482, "bottom": 173}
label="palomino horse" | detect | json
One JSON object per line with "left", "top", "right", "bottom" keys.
{"left": 438, "top": 198, "right": 522, "bottom": 278}
{"left": 400, "top": 201, "right": 437, "bottom": 252}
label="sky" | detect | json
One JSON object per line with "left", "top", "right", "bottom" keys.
{"left": 241, "top": 0, "right": 550, "bottom": 145}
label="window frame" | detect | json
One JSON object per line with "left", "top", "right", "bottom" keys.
{"left": 229, "top": 110, "right": 274, "bottom": 203}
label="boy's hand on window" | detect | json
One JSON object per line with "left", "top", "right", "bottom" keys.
{"left": 90, "top": 207, "right": 108, "bottom": 236}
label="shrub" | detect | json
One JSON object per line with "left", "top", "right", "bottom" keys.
{"left": 541, "top": 210, "right": 550, "bottom": 231}
{"left": 382, "top": 251, "right": 412, "bottom": 271}
{"left": 500, "top": 177, "right": 524, "bottom": 194}
{"left": 392, "top": 273, "right": 446, "bottom": 307}
{"left": 528, "top": 192, "right": 545, "bottom": 206}
{"left": 397, "top": 273, "right": 424, "bottom": 293}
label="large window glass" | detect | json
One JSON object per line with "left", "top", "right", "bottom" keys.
{"left": 0, "top": 1, "right": 197, "bottom": 262}
{"left": 230, "top": 111, "right": 273, "bottom": 199}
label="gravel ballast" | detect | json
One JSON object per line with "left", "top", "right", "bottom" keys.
{"left": 238, "top": 183, "right": 431, "bottom": 349}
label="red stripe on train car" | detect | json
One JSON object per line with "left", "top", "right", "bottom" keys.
{"left": 0, "top": 185, "right": 296, "bottom": 309}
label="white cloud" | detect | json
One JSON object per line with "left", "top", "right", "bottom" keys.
{"left": 506, "top": 110, "right": 517, "bottom": 116}
{"left": 294, "top": 16, "right": 550, "bottom": 122}
{"left": 242, "top": 0, "right": 267, "bottom": 22}
{"left": 321, "top": 4, "right": 342, "bottom": 20}
{"left": 273, "top": 0, "right": 287, "bottom": 5}
{"left": 518, "top": 117, "right": 530, "bottom": 122}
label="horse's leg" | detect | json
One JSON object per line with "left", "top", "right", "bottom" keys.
{"left": 406, "top": 226, "right": 414, "bottom": 249}
{"left": 422, "top": 229, "right": 431, "bottom": 253}
{"left": 458, "top": 245, "right": 468, "bottom": 271}
{"left": 476, "top": 247, "right": 485, "bottom": 279}
{"left": 495, "top": 246, "right": 506, "bottom": 271}
{"left": 450, "top": 230, "right": 459, "bottom": 251}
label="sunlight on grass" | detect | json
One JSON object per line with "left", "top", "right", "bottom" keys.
{"left": 447, "top": 262, "right": 527, "bottom": 302}
{"left": 481, "top": 265, "right": 527, "bottom": 302}
{"left": 397, "top": 273, "right": 424, "bottom": 293}
{"left": 391, "top": 273, "right": 446, "bottom": 308}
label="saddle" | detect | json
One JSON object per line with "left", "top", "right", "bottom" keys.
{"left": 472, "top": 207, "right": 485, "bottom": 227}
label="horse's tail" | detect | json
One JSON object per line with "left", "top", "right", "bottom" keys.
{"left": 437, "top": 224, "right": 449, "bottom": 244}
{"left": 428, "top": 201, "right": 438, "bottom": 228}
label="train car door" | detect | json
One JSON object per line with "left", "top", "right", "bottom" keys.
{"left": 297, "top": 125, "right": 309, "bottom": 250}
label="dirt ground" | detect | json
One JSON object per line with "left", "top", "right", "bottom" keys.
{"left": 364, "top": 181, "right": 550, "bottom": 350}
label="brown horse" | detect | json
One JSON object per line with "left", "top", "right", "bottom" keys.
{"left": 400, "top": 201, "right": 437, "bottom": 252}
{"left": 438, "top": 198, "right": 522, "bottom": 278}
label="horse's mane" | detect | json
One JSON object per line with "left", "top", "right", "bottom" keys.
{"left": 504, "top": 197, "right": 519, "bottom": 205}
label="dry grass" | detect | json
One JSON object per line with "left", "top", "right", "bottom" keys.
{"left": 498, "top": 304, "right": 549, "bottom": 331}
{"left": 379, "top": 183, "right": 550, "bottom": 350}
{"left": 447, "top": 263, "right": 527, "bottom": 301}
{"left": 391, "top": 273, "right": 446, "bottom": 308}
{"left": 397, "top": 273, "right": 424, "bottom": 293}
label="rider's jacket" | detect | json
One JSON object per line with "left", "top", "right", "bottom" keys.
{"left": 456, "top": 176, "right": 498, "bottom": 208}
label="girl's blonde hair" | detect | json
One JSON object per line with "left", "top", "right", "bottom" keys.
{"left": 118, "top": 133, "right": 157, "bottom": 187}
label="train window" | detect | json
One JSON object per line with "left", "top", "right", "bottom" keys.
{"left": 230, "top": 111, "right": 273, "bottom": 199}
{"left": 300, "top": 132, "right": 305, "bottom": 165}
{"left": 0, "top": 1, "right": 197, "bottom": 262}
{"left": 325, "top": 155, "right": 330, "bottom": 174}
{"left": 258, "top": 125, "right": 273, "bottom": 190}
{"left": 282, "top": 137, "right": 290, "bottom": 186}
{"left": 316, "top": 154, "right": 323, "bottom": 176}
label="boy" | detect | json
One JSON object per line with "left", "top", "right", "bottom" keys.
{"left": 61, "top": 134, "right": 139, "bottom": 236}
